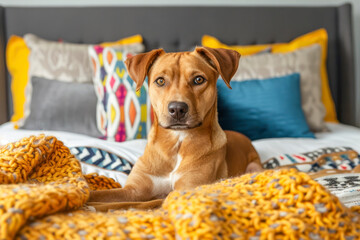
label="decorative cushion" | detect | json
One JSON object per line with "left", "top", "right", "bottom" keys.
{"left": 24, "top": 34, "right": 144, "bottom": 83}
{"left": 217, "top": 73, "right": 315, "bottom": 140}
{"left": 69, "top": 146, "right": 134, "bottom": 186}
{"left": 71, "top": 146, "right": 133, "bottom": 174}
{"left": 5, "top": 34, "right": 144, "bottom": 127}
{"left": 21, "top": 77, "right": 101, "bottom": 137}
{"left": 6, "top": 35, "right": 30, "bottom": 123}
{"left": 234, "top": 44, "right": 326, "bottom": 132}
{"left": 201, "top": 35, "right": 271, "bottom": 56}
{"left": 70, "top": 146, "right": 134, "bottom": 185}
{"left": 202, "top": 29, "right": 338, "bottom": 123}
{"left": 25, "top": 34, "right": 93, "bottom": 83}
{"left": 89, "top": 46, "right": 152, "bottom": 142}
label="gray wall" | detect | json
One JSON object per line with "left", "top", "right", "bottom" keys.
{"left": 1, "top": 0, "right": 359, "bottom": 127}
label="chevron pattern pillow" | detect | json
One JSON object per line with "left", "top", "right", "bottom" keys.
{"left": 71, "top": 147, "right": 133, "bottom": 174}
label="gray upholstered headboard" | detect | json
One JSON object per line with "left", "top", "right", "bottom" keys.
{"left": 0, "top": 4, "right": 355, "bottom": 125}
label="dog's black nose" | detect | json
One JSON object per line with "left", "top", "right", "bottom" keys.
{"left": 168, "top": 101, "right": 189, "bottom": 120}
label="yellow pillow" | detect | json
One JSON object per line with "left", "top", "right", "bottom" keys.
{"left": 202, "top": 29, "right": 338, "bottom": 123}
{"left": 6, "top": 36, "right": 30, "bottom": 123}
{"left": 6, "top": 34, "right": 143, "bottom": 124}
{"left": 100, "top": 34, "right": 143, "bottom": 47}
{"left": 201, "top": 35, "right": 272, "bottom": 56}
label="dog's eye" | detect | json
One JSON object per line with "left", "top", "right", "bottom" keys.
{"left": 193, "top": 76, "right": 205, "bottom": 85}
{"left": 155, "top": 77, "right": 165, "bottom": 87}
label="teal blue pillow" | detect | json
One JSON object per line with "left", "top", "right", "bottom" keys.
{"left": 217, "top": 73, "right": 315, "bottom": 140}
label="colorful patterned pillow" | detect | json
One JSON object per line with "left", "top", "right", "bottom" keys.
{"left": 89, "top": 46, "right": 152, "bottom": 142}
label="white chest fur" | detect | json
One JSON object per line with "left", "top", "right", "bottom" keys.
{"left": 149, "top": 132, "right": 186, "bottom": 198}
{"left": 169, "top": 154, "right": 183, "bottom": 189}
{"left": 149, "top": 153, "right": 183, "bottom": 198}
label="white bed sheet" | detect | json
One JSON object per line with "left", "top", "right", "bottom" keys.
{"left": 1, "top": 122, "right": 360, "bottom": 165}
{"left": 253, "top": 123, "right": 360, "bottom": 162}
{"left": 0, "top": 122, "right": 146, "bottom": 162}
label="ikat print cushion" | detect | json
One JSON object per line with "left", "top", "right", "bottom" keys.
{"left": 89, "top": 46, "right": 152, "bottom": 142}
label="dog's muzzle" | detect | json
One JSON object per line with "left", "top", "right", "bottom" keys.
{"left": 162, "top": 101, "right": 201, "bottom": 130}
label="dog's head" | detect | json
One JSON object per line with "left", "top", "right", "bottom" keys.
{"left": 125, "top": 47, "right": 240, "bottom": 130}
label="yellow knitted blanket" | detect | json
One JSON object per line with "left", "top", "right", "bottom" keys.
{"left": 1, "top": 135, "right": 360, "bottom": 240}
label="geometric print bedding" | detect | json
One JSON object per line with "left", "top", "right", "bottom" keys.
{"left": 263, "top": 146, "right": 359, "bottom": 172}
{"left": 89, "top": 46, "right": 152, "bottom": 142}
{"left": 70, "top": 147, "right": 133, "bottom": 175}
{"left": 72, "top": 144, "right": 359, "bottom": 182}
{"left": 263, "top": 146, "right": 360, "bottom": 207}
{"left": 316, "top": 173, "right": 360, "bottom": 191}
{"left": 315, "top": 173, "right": 360, "bottom": 207}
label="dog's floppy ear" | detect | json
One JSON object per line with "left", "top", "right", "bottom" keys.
{"left": 195, "top": 47, "right": 240, "bottom": 89}
{"left": 125, "top": 49, "right": 165, "bottom": 91}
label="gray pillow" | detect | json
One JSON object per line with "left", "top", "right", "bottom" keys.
{"left": 21, "top": 76, "right": 101, "bottom": 137}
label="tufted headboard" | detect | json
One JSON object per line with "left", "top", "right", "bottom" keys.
{"left": 0, "top": 4, "right": 355, "bottom": 125}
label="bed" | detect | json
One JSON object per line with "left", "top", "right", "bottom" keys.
{"left": 0, "top": 4, "right": 359, "bottom": 240}
{"left": 1, "top": 121, "right": 360, "bottom": 185}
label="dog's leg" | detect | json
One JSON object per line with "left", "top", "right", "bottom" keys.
{"left": 88, "top": 171, "right": 154, "bottom": 202}
{"left": 88, "top": 186, "right": 147, "bottom": 202}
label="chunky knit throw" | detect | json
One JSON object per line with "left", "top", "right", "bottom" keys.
{"left": 0, "top": 135, "right": 359, "bottom": 240}
{"left": 0, "top": 135, "right": 120, "bottom": 240}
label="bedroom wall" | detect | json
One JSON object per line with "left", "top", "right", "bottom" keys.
{"left": 0, "top": 0, "right": 359, "bottom": 127}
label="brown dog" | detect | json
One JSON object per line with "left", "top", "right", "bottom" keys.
{"left": 89, "top": 47, "right": 262, "bottom": 202}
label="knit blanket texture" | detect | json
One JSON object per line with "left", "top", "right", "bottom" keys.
{"left": 0, "top": 135, "right": 360, "bottom": 240}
